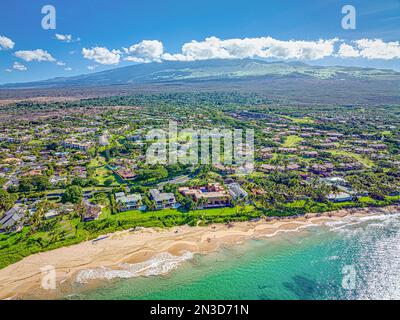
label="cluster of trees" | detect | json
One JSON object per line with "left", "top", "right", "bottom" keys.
{"left": 347, "top": 172, "right": 400, "bottom": 200}
{"left": 13, "top": 175, "right": 50, "bottom": 193}
{"left": 136, "top": 165, "right": 168, "bottom": 182}
{"left": 251, "top": 171, "right": 332, "bottom": 210}
{"left": 0, "top": 189, "right": 18, "bottom": 214}
{"left": 61, "top": 185, "right": 83, "bottom": 204}
{"left": 71, "top": 177, "right": 97, "bottom": 188}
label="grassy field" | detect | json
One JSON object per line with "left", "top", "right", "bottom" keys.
{"left": 282, "top": 135, "right": 304, "bottom": 148}
{"left": 27, "top": 139, "right": 43, "bottom": 146}
{"left": 327, "top": 150, "right": 375, "bottom": 167}
{"left": 88, "top": 157, "right": 120, "bottom": 186}
{"left": 280, "top": 115, "right": 315, "bottom": 124}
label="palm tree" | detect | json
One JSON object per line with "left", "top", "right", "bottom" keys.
{"left": 74, "top": 201, "right": 86, "bottom": 221}
{"left": 197, "top": 197, "right": 208, "bottom": 210}
{"left": 28, "top": 200, "right": 51, "bottom": 234}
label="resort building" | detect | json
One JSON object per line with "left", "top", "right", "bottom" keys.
{"left": 61, "top": 139, "right": 92, "bottom": 151}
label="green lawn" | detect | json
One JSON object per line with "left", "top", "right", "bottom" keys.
{"left": 106, "top": 205, "right": 256, "bottom": 222}
{"left": 327, "top": 150, "right": 375, "bottom": 167}
{"left": 88, "top": 157, "right": 105, "bottom": 167}
{"left": 282, "top": 135, "right": 303, "bottom": 148}
{"left": 88, "top": 157, "right": 120, "bottom": 186}
{"left": 280, "top": 115, "right": 315, "bottom": 124}
{"left": 27, "top": 139, "right": 43, "bottom": 146}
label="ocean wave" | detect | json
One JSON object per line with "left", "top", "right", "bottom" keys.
{"left": 357, "top": 212, "right": 400, "bottom": 222}
{"left": 259, "top": 222, "right": 319, "bottom": 239}
{"left": 327, "top": 255, "right": 340, "bottom": 261}
{"left": 326, "top": 212, "right": 400, "bottom": 232}
{"left": 75, "top": 251, "right": 194, "bottom": 284}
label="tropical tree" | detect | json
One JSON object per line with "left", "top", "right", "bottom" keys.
{"left": 29, "top": 200, "right": 54, "bottom": 234}
{"left": 74, "top": 201, "right": 87, "bottom": 221}
{"left": 62, "top": 185, "right": 83, "bottom": 204}
{"left": 0, "top": 189, "right": 18, "bottom": 214}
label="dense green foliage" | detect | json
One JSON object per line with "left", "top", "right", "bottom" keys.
{"left": 0, "top": 190, "right": 17, "bottom": 214}
{"left": 61, "top": 186, "right": 83, "bottom": 204}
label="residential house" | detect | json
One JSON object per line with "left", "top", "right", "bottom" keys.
{"left": 278, "top": 147, "right": 297, "bottom": 154}
{"left": 0, "top": 205, "right": 25, "bottom": 233}
{"left": 337, "top": 162, "right": 363, "bottom": 171}
{"left": 149, "top": 189, "right": 176, "bottom": 210}
{"left": 213, "top": 164, "right": 236, "bottom": 174}
{"left": 327, "top": 192, "right": 353, "bottom": 202}
{"left": 44, "top": 209, "right": 61, "bottom": 220}
{"left": 227, "top": 183, "right": 248, "bottom": 200}
{"left": 115, "top": 192, "right": 142, "bottom": 211}
{"left": 179, "top": 183, "right": 232, "bottom": 208}
{"left": 303, "top": 151, "right": 318, "bottom": 158}
{"left": 309, "top": 163, "right": 334, "bottom": 176}
{"left": 82, "top": 201, "right": 102, "bottom": 222}
{"left": 260, "top": 164, "right": 276, "bottom": 172}
{"left": 115, "top": 168, "right": 136, "bottom": 181}
{"left": 50, "top": 175, "right": 67, "bottom": 185}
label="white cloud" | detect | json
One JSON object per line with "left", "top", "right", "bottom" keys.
{"left": 354, "top": 39, "right": 400, "bottom": 60}
{"left": 162, "top": 36, "right": 338, "bottom": 61}
{"left": 64, "top": 67, "right": 72, "bottom": 71}
{"left": 65, "top": 37, "right": 400, "bottom": 70}
{"left": 5, "top": 68, "right": 12, "bottom": 73}
{"left": 15, "top": 49, "right": 56, "bottom": 62}
{"left": 82, "top": 47, "right": 121, "bottom": 65}
{"left": 56, "top": 61, "right": 66, "bottom": 66}
{"left": 13, "top": 62, "right": 27, "bottom": 71}
{"left": 124, "top": 40, "right": 164, "bottom": 63}
{"left": 337, "top": 43, "right": 360, "bottom": 58}
{"left": 161, "top": 53, "right": 193, "bottom": 61}
{"left": 55, "top": 33, "right": 80, "bottom": 43}
{"left": 0, "top": 35, "right": 14, "bottom": 50}
{"left": 55, "top": 34, "right": 72, "bottom": 42}
{"left": 337, "top": 39, "right": 400, "bottom": 60}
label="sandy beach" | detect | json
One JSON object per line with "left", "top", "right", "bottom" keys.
{"left": 0, "top": 205, "right": 398, "bottom": 300}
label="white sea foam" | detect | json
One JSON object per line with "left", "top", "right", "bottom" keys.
{"left": 327, "top": 255, "right": 340, "bottom": 261}
{"left": 259, "top": 222, "right": 319, "bottom": 239}
{"left": 357, "top": 212, "right": 400, "bottom": 222}
{"left": 75, "top": 251, "right": 194, "bottom": 284}
{"left": 326, "top": 212, "right": 400, "bottom": 232}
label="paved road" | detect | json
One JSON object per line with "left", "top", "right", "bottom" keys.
{"left": 157, "top": 175, "right": 190, "bottom": 189}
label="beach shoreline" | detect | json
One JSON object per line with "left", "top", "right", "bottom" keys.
{"left": 0, "top": 205, "right": 399, "bottom": 300}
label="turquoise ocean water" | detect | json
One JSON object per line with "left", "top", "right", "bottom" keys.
{"left": 62, "top": 212, "right": 400, "bottom": 300}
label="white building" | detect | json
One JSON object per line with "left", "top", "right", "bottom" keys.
{"left": 115, "top": 192, "right": 142, "bottom": 211}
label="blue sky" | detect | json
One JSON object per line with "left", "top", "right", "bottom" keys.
{"left": 0, "top": 0, "right": 399, "bottom": 84}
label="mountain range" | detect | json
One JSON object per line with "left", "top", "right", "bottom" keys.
{"left": 2, "top": 59, "right": 400, "bottom": 89}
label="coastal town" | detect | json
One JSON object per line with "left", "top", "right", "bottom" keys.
{"left": 0, "top": 93, "right": 399, "bottom": 269}
{"left": 2, "top": 0, "right": 400, "bottom": 304}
